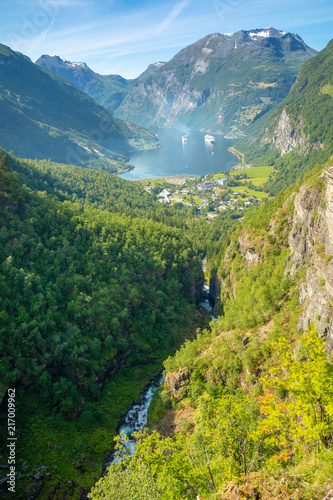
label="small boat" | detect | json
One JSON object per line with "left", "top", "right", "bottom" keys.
{"left": 182, "top": 135, "right": 188, "bottom": 144}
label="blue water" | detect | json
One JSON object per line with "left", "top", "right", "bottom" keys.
{"left": 119, "top": 128, "right": 237, "bottom": 180}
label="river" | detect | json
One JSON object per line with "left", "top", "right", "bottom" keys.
{"left": 106, "top": 373, "right": 163, "bottom": 467}
{"left": 119, "top": 128, "right": 237, "bottom": 180}
{"left": 104, "top": 265, "right": 216, "bottom": 470}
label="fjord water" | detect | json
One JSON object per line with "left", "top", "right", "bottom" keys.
{"left": 120, "top": 128, "right": 237, "bottom": 180}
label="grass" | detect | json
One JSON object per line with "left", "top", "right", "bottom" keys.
{"left": 321, "top": 84, "right": 333, "bottom": 97}
{"left": 287, "top": 448, "right": 333, "bottom": 499}
{"left": 234, "top": 165, "right": 274, "bottom": 181}
{"left": 242, "top": 177, "right": 271, "bottom": 187}
{"left": 137, "top": 178, "right": 167, "bottom": 186}
{"left": 176, "top": 195, "right": 202, "bottom": 207}
{"left": 211, "top": 173, "right": 231, "bottom": 180}
{"left": 229, "top": 185, "right": 268, "bottom": 198}
{"left": 212, "top": 166, "right": 274, "bottom": 187}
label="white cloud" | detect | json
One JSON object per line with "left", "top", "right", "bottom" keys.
{"left": 155, "top": 0, "right": 191, "bottom": 34}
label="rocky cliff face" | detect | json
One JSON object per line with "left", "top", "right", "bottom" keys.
{"left": 238, "top": 229, "right": 261, "bottom": 268}
{"left": 270, "top": 109, "right": 309, "bottom": 156}
{"left": 262, "top": 108, "right": 325, "bottom": 157}
{"left": 288, "top": 163, "right": 333, "bottom": 353}
{"left": 164, "top": 369, "right": 191, "bottom": 401}
{"left": 209, "top": 273, "right": 221, "bottom": 310}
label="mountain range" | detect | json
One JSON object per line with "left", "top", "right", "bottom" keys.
{"left": 36, "top": 56, "right": 166, "bottom": 113}
{"left": 37, "top": 28, "right": 317, "bottom": 137}
{"left": 36, "top": 55, "right": 137, "bottom": 112}
{"left": 0, "top": 44, "right": 158, "bottom": 173}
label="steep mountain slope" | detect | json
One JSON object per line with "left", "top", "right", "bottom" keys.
{"left": 115, "top": 28, "right": 317, "bottom": 136}
{"left": 36, "top": 55, "right": 137, "bottom": 111}
{"left": 0, "top": 44, "right": 158, "bottom": 172}
{"left": 238, "top": 38, "right": 333, "bottom": 193}
{"left": 0, "top": 151, "right": 203, "bottom": 499}
{"left": 137, "top": 61, "right": 166, "bottom": 80}
{"left": 36, "top": 56, "right": 165, "bottom": 111}
{"left": 91, "top": 158, "right": 333, "bottom": 500}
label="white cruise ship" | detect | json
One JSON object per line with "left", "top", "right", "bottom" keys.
{"left": 204, "top": 134, "right": 215, "bottom": 144}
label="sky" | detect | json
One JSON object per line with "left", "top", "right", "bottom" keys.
{"left": 0, "top": 0, "right": 332, "bottom": 78}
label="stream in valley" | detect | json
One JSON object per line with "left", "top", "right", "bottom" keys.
{"left": 103, "top": 262, "right": 217, "bottom": 471}
{"left": 200, "top": 257, "right": 218, "bottom": 322}
{"left": 104, "top": 373, "right": 163, "bottom": 468}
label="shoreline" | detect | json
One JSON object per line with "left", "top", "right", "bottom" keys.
{"left": 228, "top": 146, "right": 253, "bottom": 170}
{"left": 132, "top": 174, "right": 199, "bottom": 183}
{"left": 228, "top": 146, "right": 245, "bottom": 165}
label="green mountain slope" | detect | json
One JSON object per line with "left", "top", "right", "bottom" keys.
{"left": 0, "top": 151, "right": 203, "bottom": 499}
{"left": 35, "top": 56, "right": 165, "bottom": 112}
{"left": 36, "top": 55, "right": 137, "bottom": 111}
{"left": 0, "top": 44, "right": 158, "bottom": 172}
{"left": 2, "top": 148, "right": 198, "bottom": 231}
{"left": 115, "top": 28, "right": 316, "bottom": 136}
{"left": 91, "top": 158, "right": 333, "bottom": 500}
{"left": 238, "top": 38, "right": 333, "bottom": 193}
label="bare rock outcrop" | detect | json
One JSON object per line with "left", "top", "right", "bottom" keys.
{"left": 271, "top": 109, "right": 309, "bottom": 156}
{"left": 238, "top": 229, "right": 260, "bottom": 269}
{"left": 165, "top": 369, "right": 191, "bottom": 400}
{"left": 288, "top": 165, "right": 333, "bottom": 352}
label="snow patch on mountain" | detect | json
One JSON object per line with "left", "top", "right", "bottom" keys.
{"left": 249, "top": 30, "right": 270, "bottom": 38}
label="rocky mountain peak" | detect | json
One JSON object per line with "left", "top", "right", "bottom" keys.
{"left": 36, "top": 54, "right": 89, "bottom": 71}
{"left": 138, "top": 61, "right": 166, "bottom": 80}
{"left": 115, "top": 28, "right": 317, "bottom": 135}
{"left": 161, "top": 27, "right": 316, "bottom": 75}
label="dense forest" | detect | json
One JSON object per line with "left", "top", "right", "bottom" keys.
{"left": 0, "top": 150, "right": 209, "bottom": 498}
{"left": 3, "top": 148, "right": 240, "bottom": 267}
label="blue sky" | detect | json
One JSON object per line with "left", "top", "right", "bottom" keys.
{"left": 1, "top": 0, "right": 332, "bottom": 78}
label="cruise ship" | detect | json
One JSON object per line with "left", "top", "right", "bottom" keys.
{"left": 204, "top": 134, "right": 215, "bottom": 144}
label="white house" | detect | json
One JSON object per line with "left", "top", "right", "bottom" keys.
{"left": 158, "top": 189, "right": 171, "bottom": 204}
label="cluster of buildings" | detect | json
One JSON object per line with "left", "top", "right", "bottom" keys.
{"left": 197, "top": 178, "right": 227, "bottom": 191}
{"left": 156, "top": 176, "right": 259, "bottom": 215}
{"left": 217, "top": 197, "right": 257, "bottom": 211}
